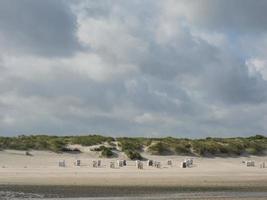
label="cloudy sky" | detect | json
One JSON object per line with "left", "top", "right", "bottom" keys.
{"left": 1, "top": 0, "right": 267, "bottom": 137}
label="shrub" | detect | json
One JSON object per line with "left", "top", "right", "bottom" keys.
{"left": 225, "top": 141, "right": 245, "bottom": 155}
{"left": 118, "top": 138, "right": 144, "bottom": 151}
{"left": 192, "top": 140, "right": 221, "bottom": 156}
{"left": 70, "top": 135, "right": 114, "bottom": 146}
{"left": 91, "top": 146, "right": 114, "bottom": 157}
{"left": 148, "top": 142, "right": 172, "bottom": 155}
{"left": 61, "top": 147, "right": 81, "bottom": 153}
{"left": 125, "top": 150, "right": 142, "bottom": 160}
{"left": 92, "top": 145, "right": 106, "bottom": 151}
{"left": 174, "top": 143, "right": 191, "bottom": 155}
{"left": 248, "top": 135, "right": 266, "bottom": 140}
{"left": 101, "top": 147, "right": 114, "bottom": 158}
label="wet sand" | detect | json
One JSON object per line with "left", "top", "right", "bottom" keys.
{"left": 1, "top": 185, "right": 267, "bottom": 199}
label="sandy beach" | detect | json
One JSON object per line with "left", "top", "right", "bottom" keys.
{"left": 0, "top": 150, "right": 267, "bottom": 188}
{"left": 0, "top": 150, "right": 267, "bottom": 199}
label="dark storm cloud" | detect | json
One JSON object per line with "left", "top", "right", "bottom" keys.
{"left": 0, "top": 0, "right": 81, "bottom": 57}
{"left": 181, "top": 0, "right": 267, "bottom": 33}
{"left": 140, "top": 34, "right": 219, "bottom": 80}
{"left": 125, "top": 77, "right": 194, "bottom": 115}
{"left": 204, "top": 63, "right": 267, "bottom": 104}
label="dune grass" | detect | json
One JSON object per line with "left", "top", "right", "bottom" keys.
{"left": 0, "top": 135, "right": 113, "bottom": 153}
{"left": 0, "top": 134, "right": 266, "bottom": 158}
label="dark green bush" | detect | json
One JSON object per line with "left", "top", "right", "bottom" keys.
{"left": 118, "top": 138, "right": 144, "bottom": 151}
{"left": 125, "top": 150, "right": 142, "bottom": 160}
{"left": 70, "top": 135, "right": 114, "bottom": 146}
{"left": 101, "top": 147, "right": 114, "bottom": 158}
{"left": 148, "top": 142, "right": 172, "bottom": 155}
{"left": 174, "top": 143, "right": 191, "bottom": 155}
{"left": 192, "top": 140, "right": 222, "bottom": 156}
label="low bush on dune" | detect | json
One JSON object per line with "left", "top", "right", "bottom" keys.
{"left": 92, "top": 146, "right": 116, "bottom": 152}
{"left": 247, "top": 135, "right": 266, "bottom": 140}
{"left": 70, "top": 135, "right": 115, "bottom": 146}
{"left": 117, "top": 138, "right": 146, "bottom": 160}
{"left": 124, "top": 150, "right": 142, "bottom": 160}
{"left": 61, "top": 147, "right": 81, "bottom": 153}
{"left": 117, "top": 138, "right": 145, "bottom": 152}
{"left": 148, "top": 142, "right": 172, "bottom": 155}
{"left": 150, "top": 137, "right": 193, "bottom": 156}
{"left": 174, "top": 142, "right": 192, "bottom": 155}
{"left": 244, "top": 140, "right": 266, "bottom": 155}
{"left": 91, "top": 145, "right": 107, "bottom": 151}
{"left": 101, "top": 147, "right": 114, "bottom": 158}
{"left": 0, "top": 135, "right": 114, "bottom": 152}
{"left": 0, "top": 135, "right": 68, "bottom": 152}
{"left": 190, "top": 136, "right": 267, "bottom": 156}
{"left": 192, "top": 140, "right": 228, "bottom": 156}
{"left": 91, "top": 145, "right": 115, "bottom": 158}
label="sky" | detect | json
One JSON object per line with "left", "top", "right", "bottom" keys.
{"left": 0, "top": 0, "right": 267, "bottom": 138}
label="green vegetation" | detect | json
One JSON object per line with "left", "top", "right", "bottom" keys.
{"left": 124, "top": 150, "right": 142, "bottom": 160}
{"left": 191, "top": 136, "right": 267, "bottom": 156}
{"left": 70, "top": 135, "right": 114, "bottom": 146}
{"left": 117, "top": 137, "right": 148, "bottom": 160}
{"left": 147, "top": 137, "right": 192, "bottom": 156}
{"left": 91, "top": 145, "right": 115, "bottom": 158}
{"left": 145, "top": 135, "right": 267, "bottom": 156}
{"left": 0, "top": 135, "right": 68, "bottom": 152}
{"left": 101, "top": 147, "right": 114, "bottom": 158}
{"left": 117, "top": 137, "right": 147, "bottom": 152}
{"left": 148, "top": 142, "right": 172, "bottom": 155}
{"left": 174, "top": 142, "right": 192, "bottom": 155}
{"left": 0, "top": 134, "right": 266, "bottom": 157}
{"left": 0, "top": 135, "right": 114, "bottom": 153}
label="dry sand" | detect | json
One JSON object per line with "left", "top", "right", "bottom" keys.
{"left": 0, "top": 150, "right": 267, "bottom": 189}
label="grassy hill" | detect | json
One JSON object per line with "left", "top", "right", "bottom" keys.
{"left": 0, "top": 134, "right": 266, "bottom": 159}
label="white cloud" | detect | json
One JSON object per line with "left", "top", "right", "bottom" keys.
{"left": 247, "top": 58, "right": 267, "bottom": 80}
{"left": 62, "top": 52, "right": 138, "bottom": 82}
